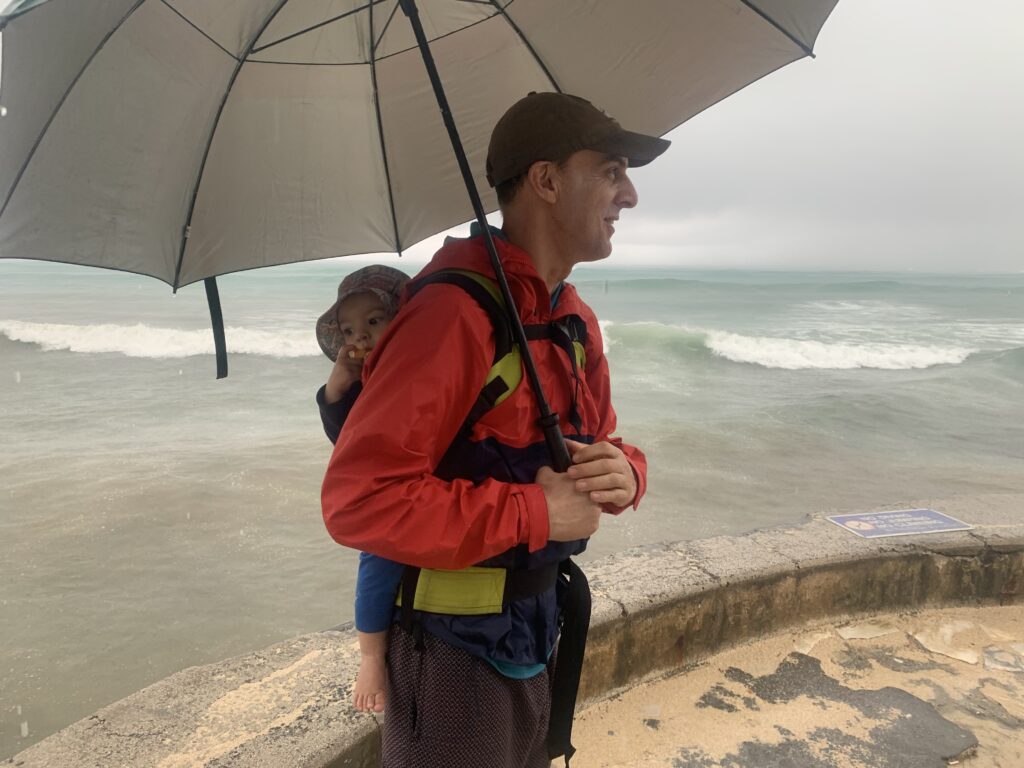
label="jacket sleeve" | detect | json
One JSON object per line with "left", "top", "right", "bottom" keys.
{"left": 583, "top": 308, "right": 647, "bottom": 514}
{"left": 316, "top": 381, "right": 363, "bottom": 445}
{"left": 321, "top": 285, "right": 550, "bottom": 570}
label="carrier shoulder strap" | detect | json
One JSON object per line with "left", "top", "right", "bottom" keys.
{"left": 408, "top": 270, "right": 592, "bottom": 436}
{"left": 407, "top": 269, "right": 522, "bottom": 433}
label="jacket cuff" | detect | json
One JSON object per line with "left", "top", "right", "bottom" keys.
{"left": 629, "top": 457, "right": 646, "bottom": 510}
{"left": 518, "top": 483, "right": 550, "bottom": 552}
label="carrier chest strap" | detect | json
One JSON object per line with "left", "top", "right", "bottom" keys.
{"left": 524, "top": 321, "right": 585, "bottom": 434}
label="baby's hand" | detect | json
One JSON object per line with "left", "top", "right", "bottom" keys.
{"left": 324, "top": 345, "right": 365, "bottom": 404}
{"left": 348, "top": 344, "right": 372, "bottom": 362}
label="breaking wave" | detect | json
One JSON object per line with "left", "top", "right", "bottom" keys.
{"left": 0, "top": 320, "right": 318, "bottom": 358}
{"left": 602, "top": 321, "right": 975, "bottom": 371}
{"left": 703, "top": 331, "right": 973, "bottom": 370}
{"left": 1, "top": 318, "right": 986, "bottom": 370}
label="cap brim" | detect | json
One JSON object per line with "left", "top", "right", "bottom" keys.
{"left": 595, "top": 129, "right": 671, "bottom": 168}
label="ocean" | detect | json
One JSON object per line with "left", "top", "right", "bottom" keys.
{"left": 1, "top": 259, "right": 1022, "bottom": 758}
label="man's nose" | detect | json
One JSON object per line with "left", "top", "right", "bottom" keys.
{"left": 617, "top": 174, "right": 638, "bottom": 209}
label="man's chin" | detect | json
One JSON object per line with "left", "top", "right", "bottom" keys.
{"left": 569, "top": 241, "right": 614, "bottom": 266}
{"left": 594, "top": 243, "right": 614, "bottom": 262}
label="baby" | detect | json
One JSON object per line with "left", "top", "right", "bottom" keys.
{"left": 317, "top": 265, "right": 409, "bottom": 404}
{"left": 315, "top": 265, "right": 410, "bottom": 713}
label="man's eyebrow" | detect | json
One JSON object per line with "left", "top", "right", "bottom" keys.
{"left": 602, "top": 154, "right": 628, "bottom": 167}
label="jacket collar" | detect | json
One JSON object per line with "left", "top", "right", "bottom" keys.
{"left": 413, "top": 228, "right": 582, "bottom": 321}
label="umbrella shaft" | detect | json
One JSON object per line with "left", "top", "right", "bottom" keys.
{"left": 399, "top": 0, "right": 570, "bottom": 472}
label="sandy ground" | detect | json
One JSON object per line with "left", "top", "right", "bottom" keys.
{"left": 572, "top": 605, "right": 1024, "bottom": 767}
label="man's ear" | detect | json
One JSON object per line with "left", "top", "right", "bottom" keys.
{"left": 525, "top": 161, "right": 559, "bottom": 204}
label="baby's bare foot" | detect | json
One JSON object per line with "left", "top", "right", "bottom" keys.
{"left": 353, "top": 656, "right": 387, "bottom": 713}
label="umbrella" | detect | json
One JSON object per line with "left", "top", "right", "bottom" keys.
{"left": 0, "top": 0, "right": 838, "bottom": 456}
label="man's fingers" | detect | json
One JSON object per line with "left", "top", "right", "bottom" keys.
{"left": 564, "top": 439, "right": 588, "bottom": 457}
{"left": 565, "top": 439, "right": 609, "bottom": 459}
{"left": 569, "top": 440, "right": 621, "bottom": 464}
{"left": 568, "top": 440, "right": 603, "bottom": 461}
{"left": 573, "top": 471, "right": 627, "bottom": 492}
{"left": 590, "top": 489, "right": 631, "bottom": 505}
{"left": 567, "top": 457, "right": 620, "bottom": 479}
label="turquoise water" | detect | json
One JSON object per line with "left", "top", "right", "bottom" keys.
{"left": 1, "top": 259, "right": 1022, "bottom": 758}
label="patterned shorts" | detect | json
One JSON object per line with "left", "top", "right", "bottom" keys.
{"left": 382, "top": 627, "right": 553, "bottom": 768}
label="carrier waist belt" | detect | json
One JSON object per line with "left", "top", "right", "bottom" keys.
{"left": 396, "top": 564, "right": 559, "bottom": 615}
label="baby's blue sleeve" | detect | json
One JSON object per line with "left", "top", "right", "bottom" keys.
{"left": 354, "top": 551, "right": 405, "bottom": 633}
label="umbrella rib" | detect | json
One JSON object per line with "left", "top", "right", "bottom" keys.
{"left": 374, "top": 11, "right": 498, "bottom": 63}
{"left": 246, "top": 59, "right": 364, "bottom": 66}
{"left": 485, "top": 0, "right": 560, "bottom": 93}
{"left": 372, "top": 0, "right": 401, "bottom": 56}
{"left": 369, "top": 0, "right": 403, "bottom": 253}
{"left": 738, "top": 0, "right": 815, "bottom": 58}
{"left": 250, "top": 0, "right": 376, "bottom": 56}
{"left": 159, "top": 0, "right": 239, "bottom": 61}
{"left": 171, "top": 0, "right": 293, "bottom": 290}
{"left": 0, "top": 0, "right": 150, "bottom": 222}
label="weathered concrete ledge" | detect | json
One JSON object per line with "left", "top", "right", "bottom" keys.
{"left": 8, "top": 494, "right": 1023, "bottom": 767}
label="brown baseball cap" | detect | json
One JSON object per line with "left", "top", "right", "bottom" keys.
{"left": 486, "top": 92, "right": 671, "bottom": 188}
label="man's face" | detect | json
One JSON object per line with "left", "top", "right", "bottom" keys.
{"left": 553, "top": 149, "right": 638, "bottom": 264}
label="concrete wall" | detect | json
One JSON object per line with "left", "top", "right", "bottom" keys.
{"left": 8, "top": 494, "right": 1022, "bottom": 767}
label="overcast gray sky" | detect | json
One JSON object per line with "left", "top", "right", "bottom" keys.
{"left": 394, "top": 0, "right": 1023, "bottom": 272}
{"left": 2, "top": 0, "right": 1019, "bottom": 273}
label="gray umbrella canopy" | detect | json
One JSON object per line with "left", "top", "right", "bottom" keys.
{"left": 0, "top": 0, "right": 837, "bottom": 289}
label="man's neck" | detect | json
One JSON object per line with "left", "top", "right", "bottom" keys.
{"left": 502, "top": 217, "right": 571, "bottom": 293}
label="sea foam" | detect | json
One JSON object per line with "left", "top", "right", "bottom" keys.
{"left": 704, "top": 330, "right": 973, "bottom": 370}
{"left": 601, "top": 321, "right": 974, "bottom": 370}
{"left": 0, "top": 320, "right": 318, "bottom": 358}
{"left": 0, "top": 318, "right": 982, "bottom": 369}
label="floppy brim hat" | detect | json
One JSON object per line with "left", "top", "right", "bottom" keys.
{"left": 486, "top": 92, "right": 671, "bottom": 187}
{"left": 316, "top": 265, "right": 410, "bottom": 361}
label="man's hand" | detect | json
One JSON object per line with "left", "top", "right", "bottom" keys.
{"left": 535, "top": 466, "right": 602, "bottom": 541}
{"left": 323, "top": 344, "right": 364, "bottom": 404}
{"left": 565, "top": 439, "right": 638, "bottom": 510}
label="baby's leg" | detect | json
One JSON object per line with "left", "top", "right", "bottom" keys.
{"left": 354, "top": 629, "right": 389, "bottom": 713}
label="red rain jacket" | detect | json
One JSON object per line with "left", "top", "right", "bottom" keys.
{"left": 321, "top": 233, "right": 647, "bottom": 570}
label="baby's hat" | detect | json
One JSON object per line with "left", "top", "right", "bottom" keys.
{"left": 316, "top": 265, "right": 410, "bottom": 361}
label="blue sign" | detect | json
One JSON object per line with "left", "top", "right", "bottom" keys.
{"left": 827, "top": 509, "right": 973, "bottom": 539}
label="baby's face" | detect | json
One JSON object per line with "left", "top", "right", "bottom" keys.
{"left": 336, "top": 292, "right": 390, "bottom": 352}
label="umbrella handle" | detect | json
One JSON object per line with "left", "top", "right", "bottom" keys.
{"left": 539, "top": 414, "right": 572, "bottom": 473}
{"left": 399, "top": 0, "right": 571, "bottom": 473}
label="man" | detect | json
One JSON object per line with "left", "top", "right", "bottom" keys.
{"left": 322, "top": 92, "right": 669, "bottom": 767}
